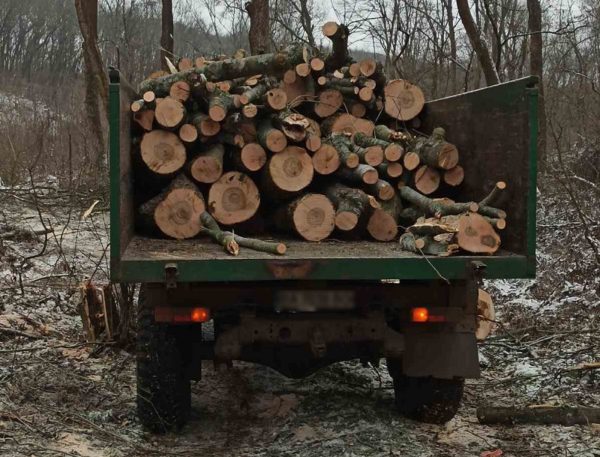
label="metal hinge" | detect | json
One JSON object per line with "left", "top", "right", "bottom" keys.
{"left": 164, "top": 263, "right": 178, "bottom": 289}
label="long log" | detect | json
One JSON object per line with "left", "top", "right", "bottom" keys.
{"left": 398, "top": 185, "right": 478, "bottom": 217}
{"left": 208, "top": 171, "right": 261, "bottom": 225}
{"left": 275, "top": 193, "right": 335, "bottom": 241}
{"left": 140, "top": 130, "right": 187, "bottom": 177}
{"left": 476, "top": 406, "right": 600, "bottom": 426}
{"left": 376, "top": 161, "right": 403, "bottom": 179}
{"left": 138, "top": 45, "right": 307, "bottom": 95}
{"left": 480, "top": 181, "right": 507, "bottom": 207}
{"left": 187, "top": 144, "right": 224, "bottom": 184}
{"left": 322, "top": 22, "right": 351, "bottom": 71}
{"left": 138, "top": 174, "right": 205, "bottom": 239}
{"left": 354, "top": 132, "right": 404, "bottom": 162}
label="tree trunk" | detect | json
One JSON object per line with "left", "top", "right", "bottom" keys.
{"left": 245, "top": 0, "right": 271, "bottom": 55}
{"left": 160, "top": 0, "right": 174, "bottom": 71}
{"left": 74, "top": 0, "right": 108, "bottom": 176}
{"left": 456, "top": 0, "right": 500, "bottom": 86}
{"left": 527, "top": 0, "right": 547, "bottom": 169}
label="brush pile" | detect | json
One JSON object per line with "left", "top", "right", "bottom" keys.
{"left": 131, "top": 22, "right": 507, "bottom": 255}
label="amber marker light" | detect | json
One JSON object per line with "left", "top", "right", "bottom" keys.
{"left": 411, "top": 307, "right": 429, "bottom": 323}
{"left": 190, "top": 307, "right": 210, "bottom": 323}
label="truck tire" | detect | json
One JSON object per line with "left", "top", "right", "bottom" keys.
{"left": 387, "top": 358, "right": 463, "bottom": 424}
{"left": 136, "top": 285, "right": 191, "bottom": 433}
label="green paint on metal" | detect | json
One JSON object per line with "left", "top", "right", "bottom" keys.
{"left": 526, "top": 81, "right": 539, "bottom": 277}
{"left": 118, "top": 256, "right": 531, "bottom": 283}
{"left": 109, "top": 82, "right": 121, "bottom": 281}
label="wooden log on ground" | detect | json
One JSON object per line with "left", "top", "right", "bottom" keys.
{"left": 257, "top": 118, "right": 287, "bottom": 152}
{"left": 275, "top": 193, "right": 335, "bottom": 241}
{"left": 480, "top": 181, "right": 507, "bottom": 207}
{"left": 337, "top": 164, "right": 378, "bottom": 185}
{"left": 414, "top": 165, "right": 441, "bottom": 195}
{"left": 384, "top": 79, "right": 425, "bottom": 121}
{"left": 398, "top": 185, "right": 478, "bottom": 217}
{"left": 140, "top": 130, "right": 187, "bottom": 177}
{"left": 155, "top": 97, "right": 186, "bottom": 129}
{"left": 322, "top": 22, "right": 351, "bottom": 71}
{"left": 187, "top": 144, "right": 224, "bottom": 184}
{"left": 138, "top": 174, "right": 205, "bottom": 239}
{"left": 138, "top": 45, "right": 307, "bottom": 95}
{"left": 456, "top": 212, "right": 501, "bottom": 254}
{"left": 476, "top": 406, "right": 600, "bottom": 426}
{"left": 443, "top": 165, "right": 465, "bottom": 186}
{"left": 208, "top": 171, "right": 261, "bottom": 225}
{"left": 324, "top": 183, "right": 378, "bottom": 232}
{"left": 413, "top": 127, "right": 459, "bottom": 170}
{"left": 312, "top": 143, "right": 341, "bottom": 175}
{"left": 367, "top": 194, "right": 402, "bottom": 241}
{"left": 262, "top": 146, "right": 314, "bottom": 199}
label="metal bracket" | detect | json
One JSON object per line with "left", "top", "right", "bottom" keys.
{"left": 470, "top": 261, "right": 487, "bottom": 286}
{"left": 164, "top": 263, "right": 178, "bottom": 289}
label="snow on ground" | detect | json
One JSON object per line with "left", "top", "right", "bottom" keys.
{"left": 0, "top": 187, "right": 598, "bottom": 457}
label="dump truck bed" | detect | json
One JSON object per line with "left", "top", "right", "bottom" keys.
{"left": 109, "top": 76, "right": 537, "bottom": 283}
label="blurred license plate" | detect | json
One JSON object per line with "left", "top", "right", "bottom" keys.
{"left": 275, "top": 290, "right": 355, "bottom": 311}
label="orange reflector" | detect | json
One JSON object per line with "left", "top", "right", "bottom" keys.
{"left": 411, "top": 307, "right": 429, "bottom": 323}
{"left": 190, "top": 307, "right": 210, "bottom": 323}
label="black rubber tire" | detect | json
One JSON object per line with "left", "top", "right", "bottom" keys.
{"left": 387, "top": 358, "right": 464, "bottom": 424}
{"left": 136, "top": 285, "right": 191, "bottom": 433}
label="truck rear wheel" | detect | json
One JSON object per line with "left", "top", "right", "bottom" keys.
{"left": 136, "top": 286, "right": 191, "bottom": 433}
{"left": 387, "top": 358, "right": 464, "bottom": 424}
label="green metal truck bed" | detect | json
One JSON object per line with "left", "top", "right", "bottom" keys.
{"left": 109, "top": 76, "right": 537, "bottom": 283}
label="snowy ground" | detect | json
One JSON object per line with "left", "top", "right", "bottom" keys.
{"left": 0, "top": 187, "right": 598, "bottom": 457}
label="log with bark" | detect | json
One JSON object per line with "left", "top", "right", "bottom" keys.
{"left": 275, "top": 193, "right": 335, "bottom": 241}
{"left": 325, "top": 183, "right": 378, "bottom": 232}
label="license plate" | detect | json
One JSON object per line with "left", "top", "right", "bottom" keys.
{"left": 275, "top": 290, "right": 355, "bottom": 311}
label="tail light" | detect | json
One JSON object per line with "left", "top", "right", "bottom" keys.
{"left": 411, "top": 307, "right": 446, "bottom": 323}
{"left": 155, "top": 307, "right": 211, "bottom": 323}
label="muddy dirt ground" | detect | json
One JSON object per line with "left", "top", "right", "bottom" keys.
{"left": 0, "top": 188, "right": 598, "bottom": 457}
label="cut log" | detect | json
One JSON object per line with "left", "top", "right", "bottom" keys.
{"left": 138, "top": 174, "right": 205, "bottom": 239}
{"left": 231, "top": 143, "right": 267, "bottom": 173}
{"left": 376, "top": 161, "right": 403, "bottom": 179}
{"left": 398, "top": 186, "right": 478, "bottom": 217}
{"left": 239, "top": 82, "right": 269, "bottom": 105}
{"left": 353, "top": 132, "right": 403, "bottom": 162}
{"left": 208, "top": 89, "right": 234, "bottom": 122}
{"left": 413, "top": 127, "right": 459, "bottom": 170}
{"left": 283, "top": 69, "right": 296, "bottom": 84}
{"left": 169, "top": 80, "right": 190, "bottom": 102}
{"left": 384, "top": 79, "right": 425, "bottom": 121}
{"left": 444, "top": 165, "right": 465, "bottom": 186}
{"left": 478, "top": 206, "right": 507, "bottom": 220}
{"left": 485, "top": 217, "right": 506, "bottom": 230}
{"left": 275, "top": 193, "right": 335, "bottom": 241}
{"left": 414, "top": 165, "right": 441, "bottom": 195}
{"left": 456, "top": 212, "right": 500, "bottom": 254}
{"left": 367, "top": 194, "right": 402, "bottom": 241}
{"left": 242, "top": 103, "right": 259, "bottom": 119}
{"left": 312, "top": 143, "right": 341, "bottom": 175}
{"left": 178, "top": 123, "right": 198, "bottom": 144}
{"left": 208, "top": 171, "right": 260, "bottom": 225}
{"left": 280, "top": 74, "right": 315, "bottom": 108}
{"left": 480, "top": 181, "right": 507, "bottom": 207}
{"left": 348, "top": 62, "right": 361, "bottom": 77}
{"left": 325, "top": 183, "right": 377, "bottom": 232}
{"left": 277, "top": 111, "right": 310, "bottom": 142}
{"left": 155, "top": 96, "right": 186, "bottom": 129}
{"left": 398, "top": 233, "right": 426, "bottom": 252}
{"left": 374, "top": 124, "right": 411, "bottom": 143}
{"left": 358, "top": 86, "right": 374, "bottom": 102}
{"left": 352, "top": 144, "right": 384, "bottom": 167}
{"left": 295, "top": 62, "right": 311, "bottom": 77}
{"left": 322, "top": 113, "right": 375, "bottom": 137}
{"left": 476, "top": 289, "right": 495, "bottom": 340}
{"left": 403, "top": 152, "right": 421, "bottom": 171}
{"left": 314, "top": 89, "right": 343, "bottom": 118}
{"left": 263, "top": 146, "right": 314, "bottom": 197}
{"left": 322, "top": 22, "right": 351, "bottom": 71}
{"left": 138, "top": 45, "right": 307, "bottom": 95}
{"left": 305, "top": 134, "right": 322, "bottom": 152}
{"left": 187, "top": 144, "right": 224, "bottom": 184}
{"left": 264, "top": 87, "right": 288, "bottom": 110}
{"left": 223, "top": 113, "right": 258, "bottom": 146}
{"left": 476, "top": 406, "right": 600, "bottom": 426}
{"left": 330, "top": 134, "right": 359, "bottom": 168}
{"left": 348, "top": 100, "right": 367, "bottom": 118}
{"left": 191, "top": 113, "right": 220, "bottom": 137}
{"left": 140, "top": 130, "right": 187, "bottom": 177}
{"left": 365, "top": 179, "right": 395, "bottom": 201}
{"left": 257, "top": 118, "right": 287, "bottom": 152}
{"left": 178, "top": 57, "right": 193, "bottom": 71}
{"left": 337, "top": 164, "right": 379, "bottom": 185}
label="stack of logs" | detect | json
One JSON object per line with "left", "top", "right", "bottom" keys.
{"left": 132, "top": 22, "right": 507, "bottom": 256}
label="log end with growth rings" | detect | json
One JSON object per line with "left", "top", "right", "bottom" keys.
{"left": 140, "top": 130, "right": 186, "bottom": 175}
{"left": 384, "top": 79, "right": 425, "bottom": 121}
{"left": 292, "top": 194, "right": 335, "bottom": 241}
{"left": 154, "top": 188, "right": 205, "bottom": 240}
{"left": 208, "top": 172, "right": 261, "bottom": 225}
{"left": 269, "top": 146, "right": 314, "bottom": 192}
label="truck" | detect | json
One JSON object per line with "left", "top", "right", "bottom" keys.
{"left": 109, "top": 73, "right": 537, "bottom": 432}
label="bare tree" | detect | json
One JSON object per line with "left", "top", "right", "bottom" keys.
{"left": 456, "top": 0, "right": 500, "bottom": 86}
{"left": 245, "top": 0, "right": 270, "bottom": 54}
{"left": 161, "top": 0, "right": 174, "bottom": 70}
{"left": 74, "top": 0, "right": 108, "bottom": 173}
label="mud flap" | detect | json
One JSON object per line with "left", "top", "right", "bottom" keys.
{"left": 403, "top": 331, "right": 480, "bottom": 379}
